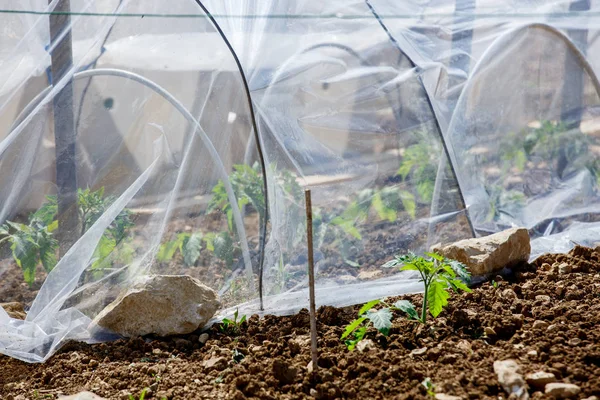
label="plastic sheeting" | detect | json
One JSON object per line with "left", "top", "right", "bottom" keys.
{"left": 1, "top": 0, "right": 600, "bottom": 362}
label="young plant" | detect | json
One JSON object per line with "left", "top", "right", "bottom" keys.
{"left": 422, "top": 378, "right": 436, "bottom": 397}
{"left": 0, "top": 188, "right": 133, "bottom": 285}
{"left": 208, "top": 162, "right": 266, "bottom": 234}
{"left": 397, "top": 132, "right": 440, "bottom": 204}
{"left": 341, "top": 299, "right": 404, "bottom": 351}
{"left": 219, "top": 308, "right": 247, "bottom": 335}
{"left": 128, "top": 388, "right": 148, "bottom": 400}
{"left": 0, "top": 220, "right": 58, "bottom": 287}
{"left": 157, "top": 232, "right": 203, "bottom": 267}
{"left": 382, "top": 252, "right": 471, "bottom": 323}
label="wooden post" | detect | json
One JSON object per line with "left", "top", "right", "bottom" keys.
{"left": 49, "top": 0, "right": 80, "bottom": 255}
{"left": 305, "top": 189, "right": 318, "bottom": 376}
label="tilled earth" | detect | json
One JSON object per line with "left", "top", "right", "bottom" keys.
{"left": 1, "top": 246, "right": 600, "bottom": 399}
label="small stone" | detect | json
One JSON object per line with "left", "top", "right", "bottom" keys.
{"left": 92, "top": 275, "right": 220, "bottom": 337}
{"left": 310, "top": 389, "right": 318, "bottom": 397}
{"left": 582, "top": 396, "right": 598, "bottom": 400}
{"left": 58, "top": 392, "right": 106, "bottom": 400}
{"left": 152, "top": 348, "right": 162, "bottom": 355}
{"left": 435, "top": 394, "right": 463, "bottom": 400}
{"left": 535, "top": 295, "right": 551, "bottom": 302}
{"left": 493, "top": 359, "right": 529, "bottom": 399}
{"left": 485, "top": 327, "right": 497, "bottom": 336}
{"left": 249, "top": 345, "right": 262, "bottom": 353}
{"left": 547, "top": 324, "right": 559, "bottom": 332}
{"left": 203, "top": 356, "right": 227, "bottom": 370}
{"left": 527, "top": 350, "right": 538, "bottom": 358}
{"left": 410, "top": 347, "right": 428, "bottom": 356}
{"left": 198, "top": 333, "right": 209, "bottom": 344}
{"left": 545, "top": 383, "right": 581, "bottom": 398}
{"left": 541, "top": 263, "right": 552, "bottom": 271}
{"left": 525, "top": 372, "right": 556, "bottom": 389}
{"left": 456, "top": 340, "right": 472, "bottom": 354}
{"left": 558, "top": 263, "right": 572, "bottom": 274}
{"left": 502, "top": 289, "right": 518, "bottom": 300}
{"left": 307, "top": 360, "right": 314, "bottom": 373}
{"left": 568, "top": 338, "right": 581, "bottom": 346}
{"left": 533, "top": 320, "right": 549, "bottom": 329}
{"left": 356, "top": 339, "right": 375, "bottom": 352}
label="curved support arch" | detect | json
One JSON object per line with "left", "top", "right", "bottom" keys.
{"left": 6, "top": 67, "right": 256, "bottom": 291}
{"left": 243, "top": 42, "right": 375, "bottom": 173}
{"left": 193, "top": 1, "right": 270, "bottom": 310}
{"left": 446, "top": 22, "right": 600, "bottom": 233}
{"left": 364, "top": 0, "right": 476, "bottom": 239}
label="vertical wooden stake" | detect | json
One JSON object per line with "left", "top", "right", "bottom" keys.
{"left": 305, "top": 189, "right": 318, "bottom": 376}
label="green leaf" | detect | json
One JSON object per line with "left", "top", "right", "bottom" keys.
{"left": 38, "top": 232, "right": 58, "bottom": 272}
{"left": 393, "top": 300, "right": 419, "bottom": 320}
{"left": 157, "top": 239, "right": 181, "bottom": 263}
{"left": 417, "top": 180, "right": 434, "bottom": 203}
{"left": 427, "top": 279, "right": 450, "bottom": 318}
{"left": 11, "top": 234, "right": 39, "bottom": 287}
{"left": 371, "top": 192, "right": 397, "bottom": 222}
{"left": 366, "top": 308, "right": 393, "bottom": 335}
{"left": 381, "top": 258, "right": 401, "bottom": 269}
{"left": 345, "top": 326, "right": 367, "bottom": 351}
{"left": 213, "top": 232, "right": 234, "bottom": 268}
{"left": 46, "top": 220, "right": 59, "bottom": 233}
{"left": 449, "top": 278, "right": 471, "bottom": 293}
{"left": 424, "top": 252, "right": 444, "bottom": 261}
{"left": 182, "top": 232, "right": 202, "bottom": 266}
{"left": 341, "top": 317, "right": 367, "bottom": 340}
{"left": 91, "top": 235, "right": 117, "bottom": 269}
{"left": 358, "top": 299, "right": 380, "bottom": 316}
{"left": 331, "top": 216, "right": 362, "bottom": 240}
{"left": 399, "top": 190, "right": 416, "bottom": 219}
{"left": 447, "top": 259, "right": 471, "bottom": 282}
{"left": 203, "top": 233, "right": 215, "bottom": 252}
{"left": 344, "top": 259, "right": 360, "bottom": 268}
{"left": 30, "top": 195, "right": 58, "bottom": 225}
{"left": 400, "top": 263, "right": 420, "bottom": 272}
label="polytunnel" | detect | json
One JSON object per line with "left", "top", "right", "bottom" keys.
{"left": 1, "top": 0, "right": 599, "bottom": 363}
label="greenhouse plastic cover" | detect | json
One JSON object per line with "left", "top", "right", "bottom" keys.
{"left": 1, "top": 0, "right": 600, "bottom": 362}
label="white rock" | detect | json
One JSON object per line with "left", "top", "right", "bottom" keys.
{"left": 533, "top": 320, "right": 550, "bottom": 329}
{"left": 410, "top": 347, "right": 428, "bottom": 356}
{"left": 493, "top": 359, "right": 529, "bottom": 400}
{"left": 433, "top": 228, "right": 530, "bottom": 276}
{"left": 356, "top": 339, "right": 375, "bottom": 352}
{"left": 59, "top": 392, "right": 106, "bottom": 400}
{"left": 198, "top": 333, "right": 209, "bottom": 344}
{"left": 93, "top": 275, "right": 220, "bottom": 337}
{"left": 545, "top": 383, "right": 581, "bottom": 399}
{"left": 525, "top": 371, "right": 556, "bottom": 389}
{"left": 435, "top": 394, "right": 463, "bottom": 400}
{"left": 558, "top": 263, "right": 572, "bottom": 274}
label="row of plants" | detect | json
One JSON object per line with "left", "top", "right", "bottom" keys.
{"left": 0, "top": 130, "right": 446, "bottom": 288}
{"left": 484, "top": 120, "right": 600, "bottom": 222}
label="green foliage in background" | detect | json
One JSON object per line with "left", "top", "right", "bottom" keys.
{"left": 0, "top": 187, "right": 133, "bottom": 286}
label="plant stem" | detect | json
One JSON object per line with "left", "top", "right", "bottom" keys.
{"left": 421, "top": 280, "right": 428, "bottom": 323}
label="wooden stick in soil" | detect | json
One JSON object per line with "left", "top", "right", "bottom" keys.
{"left": 305, "top": 189, "right": 318, "bottom": 377}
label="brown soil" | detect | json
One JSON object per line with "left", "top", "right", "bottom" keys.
{"left": 2, "top": 246, "right": 599, "bottom": 400}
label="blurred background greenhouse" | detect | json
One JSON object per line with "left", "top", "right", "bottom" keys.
{"left": 1, "top": 0, "right": 600, "bottom": 362}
